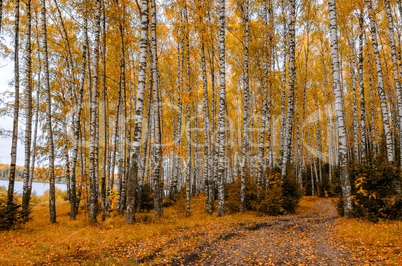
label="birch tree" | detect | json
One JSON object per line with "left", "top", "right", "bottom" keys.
{"left": 88, "top": 0, "right": 102, "bottom": 223}
{"left": 150, "top": 0, "right": 163, "bottom": 217}
{"left": 41, "top": 0, "right": 57, "bottom": 223}
{"left": 239, "top": 0, "right": 250, "bottom": 214}
{"left": 328, "top": 0, "right": 352, "bottom": 216}
{"left": 197, "top": 0, "right": 211, "bottom": 214}
{"left": 282, "top": 0, "right": 296, "bottom": 175}
{"left": 357, "top": 10, "right": 367, "bottom": 161}
{"left": 366, "top": 0, "right": 394, "bottom": 163}
{"left": 217, "top": 0, "right": 226, "bottom": 217}
{"left": 125, "top": 0, "right": 149, "bottom": 224}
{"left": 21, "top": 0, "right": 33, "bottom": 213}
{"left": 384, "top": 0, "right": 402, "bottom": 195}
{"left": 6, "top": 0, "right": 20, "bottom": 216}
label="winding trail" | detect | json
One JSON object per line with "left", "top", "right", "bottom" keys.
{"left": 170, "top": 199, "right": 358, "bottom": 265}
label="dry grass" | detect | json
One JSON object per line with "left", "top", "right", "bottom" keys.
{"left": 335, "top": 218, "right": 402, "bottom": 265}
{"left": 0, "top": 195, "right": 272, "bottom": 265}
{"left": 295, "top": 196, "right": 319, "bottom": 214}
{"left": 2, "top": 195, "right": 401, "bottom": 265}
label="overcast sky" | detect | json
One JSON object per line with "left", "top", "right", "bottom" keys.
{"left": 0, "top": 57, "right": 25, "bottom": 166}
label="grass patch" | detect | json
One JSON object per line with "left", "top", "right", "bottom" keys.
{"left": 295, "top": 196, "right": 319, "bottom": 214}
{"left": 0, "top": 195, "right": 279, "bottom": 265}
{"left": 335, "top": 218, "right": 402, "bottom": 265}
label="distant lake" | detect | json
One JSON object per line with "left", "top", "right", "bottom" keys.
{"left": 0, "top": 180, "right": 67, "bottom": 196}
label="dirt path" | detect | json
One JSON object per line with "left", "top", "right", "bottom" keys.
{"left": 168, "top": 198, "right": 360, "bottom": 265}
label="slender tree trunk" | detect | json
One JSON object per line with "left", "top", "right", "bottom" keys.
{"left": 22, "top": 0, "right": 33, "bottom": 213}
{"left": 28, "top": 25, "right": 41, "bottom": 202}
{"left": 71, "top": 15, "right": 89, "bottom": 218}
{"left": 348, "top": 38, "right": 359, "bottom": 161}
{"left": 209, "top": 7, "right": 217, "bottom": 207}
{"left": 198, "top": 0, "right": 211, "bottom": 214}
{"left": 136, "top": 79, "right": 152, "bottom": 213}
{"left": 118, "top": 25, "right": 127, "bottom": 217}
{"left": 217, "top": 0, "right": 226, "bottom": 217}
{"left": 366, "top": 0, "right": 394, "bottom": 162}
{"left": 385, "top": 0, "right": 402, "bottom": 195}
{"left": 279, "top": 0, "right": 287, "bottom": 169}
{"left": 70, "top": 43, "right": 87, "bottom": 220}
{"left": 366, "top": 38, "right": 378, "bottom": 156}
{"left": 62, "top": 119, "right": 71, "bottom": 202}
{"left": 101, "top": 1, "right": 107, "bottom": 221}
{"left": 358, "top": 10, "right": 367, "bottom": 161}
{"left": 192, "top": 110, "right": 198, "bottom": 196}
{"left": 172, "top": 31, "right": 183, "bottom": 201}
{"left": 116, "top": 81, "right": 124, "bottom": 213}
{"left": 282, "top": 0, "right": 296, "bottom": 175}
{"left": 312, "top": 92, "right": 323, "bottom": 183}
{"left": 126, "top": 0, "right": 149, "bottom": 224}
{"left": 239, "top": 0, "right": 250, "bottom": 214}
{"left": 6, "top": 0, "right": 20, "bottom": 216}
{"left": 108, "top": 87, "right": 120, "bottom": 216}
{"left": 266, "top": 2, "right": 273, "bottom": 176}
{"left": 150, "top": 0, "right": 163, "bottom": 217}
{"left": 40, "top": 0, "right": 57, "bottom": 223}
{"left": 328, "top": 0, "right": 352, "bottom": 216}
{"left": 183, "top": 2, "right": 192, "bottom": 217}
{"left": 88, "top": 0, "right": 101, "bottom": 223}
{"left": 258, "top": 0, "right": 270, "bottom": 199}
{"left": 125, "top": 99, "right": 132, "bottom": 214}
{"left": 53, "top": 0, "right": 75, "bottom": 94}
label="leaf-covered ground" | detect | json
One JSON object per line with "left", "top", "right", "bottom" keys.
{"left": 1, "top": 197, "right": 401, "bottom": 265}
{"left": 168, "top": 198, "right": 358, "bottom": 265}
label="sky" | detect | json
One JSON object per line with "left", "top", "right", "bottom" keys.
{"left": 0, "top": 56, "right": 26, "bottom": 166}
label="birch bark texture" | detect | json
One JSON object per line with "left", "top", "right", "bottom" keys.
{"left": 22, "top": 0, "right": 33, "bottom": 213}
{"left": 282, "top": 0, "right": 296, "bottom": 175}
{"left": 41, "top": 0, "right": 57, "bottom": 223}
{"left": 384, "top": 0, "right": 402, "bottom": 195}
{"left": 366, "top": 0, "right": 394, "bottom": 163}
{"left": 6, "top": 0, "right": 20, "bottom": 215}
{"left": 88, "top": 0, "right": 102, "bottom": 223}
{"left": 328, "top": 0, "right": 352, "bottom": 216}
{"left": 126, "top": 0, "right": 149, "bottom": 224}
{"left": 240, "top": 0, "right": 250, "bottom": 214}
{"left": 150, "top": 0, "right": 163, "bottom": 218}
{"left": 217, "top": 0, "right": 226, "bottom": 217}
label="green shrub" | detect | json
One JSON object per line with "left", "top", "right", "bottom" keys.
{"left": 258, "top": 173, "right": 283, "bottom": 216}
{"left": 257, "top": 169, "right": 302, "bottom": 216}
{"left": 281, "top": 170, "right": 303, "bottom": 213}
{"left": 225, "top": 172, "right": 258, "bottom": 214}
{"left": 337, "top": 158, "right": 402, "bottom": 222}
{"left": 137, "top": 183, "right": 154, "bottom": 213}
{"left": 0, "top": 188, "right": 31, "bottom": 230}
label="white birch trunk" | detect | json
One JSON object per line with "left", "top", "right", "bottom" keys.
{"left": 22, "top": 0, "right": 33, "bottom": 213}
{"left": 217, "top": 0, "right": 226, "bottom": 217}
{"left": 385, "top": 0, "right": 402, "bottom": 195}
{"left": 240, "top": 0, "right": 250, "bottom": 213}
{"left": 329, "top": 0, "right": 352, "bottom": 216}
{"left": 358, "top": 10, "right": 367, "bottom": 160}
{"left": 125, "top": 0, "right": 149, "bottom": 224}
{"left": 366, "top": 0, "right": 394, "bottom": 162}
{"left": 150, "top": 0, "right": 163, "bottom": 217}
{"left": 282, "top": 0, "right": 296, "bottom": 175}
{"left": 6, "top": 0, "right": 20, "bottom": 215}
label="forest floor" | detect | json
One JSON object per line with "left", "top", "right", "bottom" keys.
{"left": 1, "top": 196, "right": 401, "bottom": 265}
{"left": 167, "top": 198, "right": 400, "bottom": 265}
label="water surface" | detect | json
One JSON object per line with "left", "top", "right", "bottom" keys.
{"left": 0, "top": 180, "right": 67, "bottom": 196}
